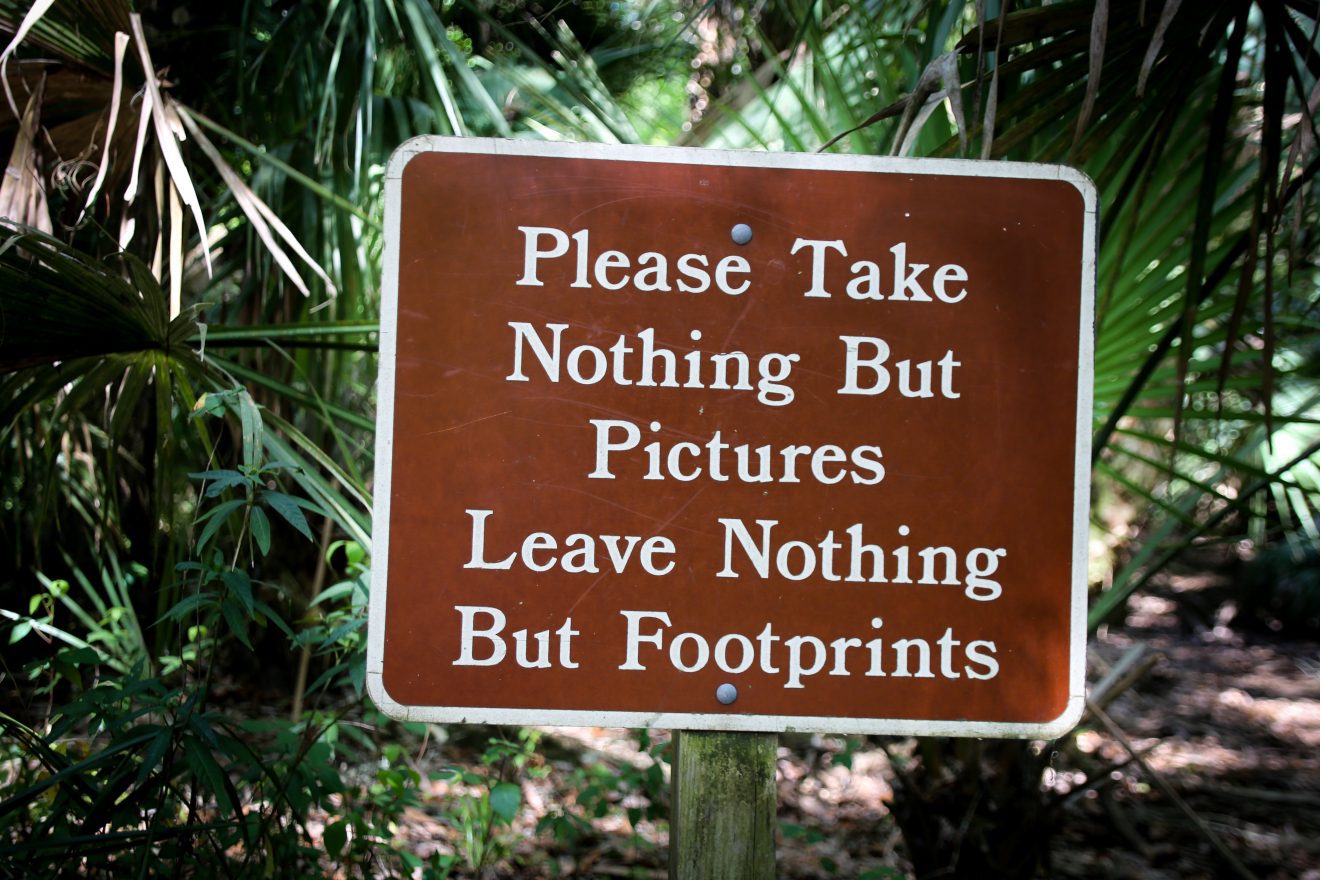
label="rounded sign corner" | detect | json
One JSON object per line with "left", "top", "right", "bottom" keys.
{"left": 366, "top": 670, "right": 411, "bottom": 722}
{"left": 386, "top": 135, "right": 442, "bottom": 181}
{"left": 1056, "top": 166, "right": 1099, "bottom": 214}
{"left": 1035, "top": 693, "right": 1087, "bottom": 741}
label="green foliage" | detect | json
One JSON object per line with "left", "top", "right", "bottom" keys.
{"left": 0, "top": 0, "right": 675, "bottom": 873}
{"left": 539, "top": 730, "right": 670, "bottom": 847}
{"left": 2, "top": 388, "right": 321, "bottom": 875}
{"left": 676, "top": 0, "right": 1320, "bottom": 637}
{"left": 320, "top": 739, "right": 450, "bottom": 877}
{"left": 298, "top": 540, "right": 371, "bottom": 698}
{"left": 431, "top": 729, "right": 542, "bottom": 871}
{"left": 0, "top": 0, "right": 1316, "bottom": 876}
{"left": 859, "top": 868, "right": 909, "bottom": 880}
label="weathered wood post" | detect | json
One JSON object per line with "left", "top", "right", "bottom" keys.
{"left": 670, "top": 730, "right": 778, "bottom": 879}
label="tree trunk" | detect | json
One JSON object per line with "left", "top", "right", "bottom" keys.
{"left": 889, "top": 738, "right": 1056, "bottom": 879}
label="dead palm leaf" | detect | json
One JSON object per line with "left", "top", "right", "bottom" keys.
{"left": 0, "top": 69, "right": 49, "bottom": 232}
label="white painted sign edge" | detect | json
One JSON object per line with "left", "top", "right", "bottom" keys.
{"left": 366, "top": 135, "right": 1097, "bottom": 739}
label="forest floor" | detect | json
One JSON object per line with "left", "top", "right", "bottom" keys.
{"left": 328, "top": 564, "right": 1320, "bottom": 879}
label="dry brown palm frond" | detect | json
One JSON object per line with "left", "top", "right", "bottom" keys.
{"left": 76, "top": 30, "right": 128, "bottom": 225}
{"left": 0, "top": 0, "right": 55, "bottom": 116}
{"left": 178, "top": 107, "right": 336, "bottom": 301}
{"left": 0, "top": 68, "right": 50, "bottom": 232}
{"left": 127, "top": 12, "right": 209, "bottom": 278}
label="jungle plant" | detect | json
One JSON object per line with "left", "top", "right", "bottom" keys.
{"left": 0, "top": 0, "right": 1315, "bottom": 876}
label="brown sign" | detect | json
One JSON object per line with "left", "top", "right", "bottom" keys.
{"left": 368, "top": 138, "right": 1094, "bottom": 737}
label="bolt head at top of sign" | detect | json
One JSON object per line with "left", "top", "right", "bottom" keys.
{"left": 369, "top": 137, "right": 1095, "bottom": 738}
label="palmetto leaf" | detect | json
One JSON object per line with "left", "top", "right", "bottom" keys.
{"left": 177, "top": 107, "right": 335, "bottom": 300}
{"left": 0, "top": 223, "right": 171, "bottom": 373}
{"left": 678, "top": 1, "right": 1319, "bottom": 624}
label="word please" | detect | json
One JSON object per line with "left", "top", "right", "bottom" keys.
{"left": 516, "top": 226, "right": 751, "bottom": 295}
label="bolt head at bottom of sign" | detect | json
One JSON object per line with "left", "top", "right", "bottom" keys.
{"left": 716, "top": 683, "right": 738, "bottom": 705}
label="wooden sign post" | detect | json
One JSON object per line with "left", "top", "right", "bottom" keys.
{"left": 671, "top": 730, "right": 777, "bottom": 878}
{"left": 368, "top": 138, "right": 1095, "bottom": 873}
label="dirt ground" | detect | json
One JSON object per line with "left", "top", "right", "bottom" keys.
{"left": 350, "top": 567, "right": 1320, "bottom": 878}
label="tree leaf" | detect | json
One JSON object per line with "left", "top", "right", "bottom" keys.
{"left": 0, "top": 0, "right": 57, "bottom": 118}
{"left": 489, "top": 781, "right": 521, "bottom": 823}
{"left": 237, "top": 390, "right": 262, "bottom": 470}
{"left": 195, "top": 498, "right": 245, "bottom": 551}
{"left": 323, "top": 819, "right": 348, "bottom": 859}
{"left": 221, "top": 570, "right": 254, "bottom": 614}
{"left": 1137, "top": 0, "right": 1183, "bottom": 95}
{"left": 128, "top": 13, "right": 212, "bottom": 276}
{"left": 251, "top": 600, "right": 293, "bottom": 638}
{"left": 249, "top": 505, "right": 271, "bottom": 557}
{"left": 134, "top": 727, "right": 172, "bottom": 787}
{"left": 77, "top": 31, "right": 130, "bottom": 226}
{"left": 1073, "top": 0, "right": 1108, "bottom": 148}
{"left": 183, "top": 736, "right": 236, "bottom": 817}
{"left": 190, "top": 469, "right": 250, "bottom": 497}
{"left": 222, "top": 599, "right": 252, "bottom": 650}
{"left": 262, "top": 491, "right": 314, "bottom": 542}
{"left": 161, "top": 591, "right": 217, "bottom": 623}
{"left": 0, "top": 74, "right": 52, "bottom": 232}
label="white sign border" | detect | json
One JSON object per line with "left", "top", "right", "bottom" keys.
{"left": 367, "top": 136, "right": 1096, "bottom": 739}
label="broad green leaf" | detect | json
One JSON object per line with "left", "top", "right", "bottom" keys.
{"left": 195, "top": 499, "right": 245, "bottom": 551}
{"left": 323, "top": 819, "right": 348, "bottom": 858}
{"left": 262, "top": 491, "right": 314, "bottom": 542}
{"left": 221, "top": 570, "right": 255, "bottom": 614}
{"left": 183, "top": 736, "right": 237, "bottom": 818}
{"left": 237, "top": 390, "right": 263, "bottom": 470}
{"left": 222, "top": 599, "right": 252, "bottom": 650}
{"left": 249, "top": 505, "right": 271, "bottom": 556}
{"left": 489, "top": 781, "right": 521, "bottom": 823}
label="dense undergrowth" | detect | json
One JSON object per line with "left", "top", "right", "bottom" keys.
{"left": 0, "top": 0, "right": 1317, "bottom": 876}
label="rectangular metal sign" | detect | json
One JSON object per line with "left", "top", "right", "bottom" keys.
{"left": 368, "top": 137, "right": 1094, "bottom": 737}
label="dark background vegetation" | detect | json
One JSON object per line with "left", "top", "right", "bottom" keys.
{"left": 0, "top": 0, "right": 1317, "bottom": 876}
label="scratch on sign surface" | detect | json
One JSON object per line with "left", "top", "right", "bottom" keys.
{"left": 422, "top": 411, "right": 511, "bottom": 435}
